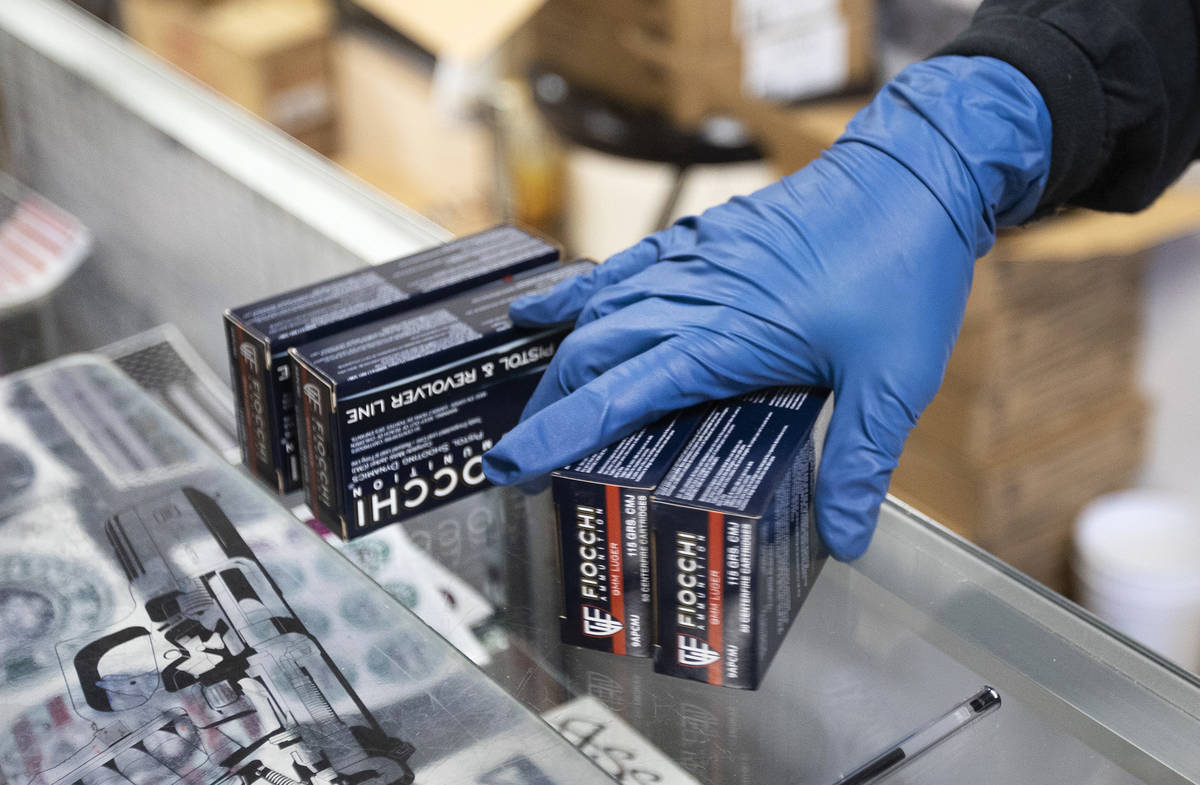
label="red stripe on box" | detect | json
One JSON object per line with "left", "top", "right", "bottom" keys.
{"left": 707, "top": 510, "right": 724, "bottom": 686}
{"left": 605, "top": 483, "right": 626, "bottom": 655}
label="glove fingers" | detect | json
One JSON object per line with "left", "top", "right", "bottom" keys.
{"left": 521, "top": 298, "right": 792, "bottom": 423}
{"left": 509, "top": 231, "right": 676, "bottom": 327}
{"left": 574, "top": 253, "right": 755, "bottom": 329}
{"left": 516, "top": 302, "right": 681, "bottom": 425}
{"left": 574, "top": 266, "right": 668, "bottom": 328}
{"left": 483, "top": 339, "right": 742, "bottom": 484}
{"left": 814, "top": 382, "right": 919, "bottom": 561}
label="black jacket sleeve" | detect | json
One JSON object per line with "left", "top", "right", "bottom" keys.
{"left": 936, "top": 0, "right": 1200, "bottom": 212}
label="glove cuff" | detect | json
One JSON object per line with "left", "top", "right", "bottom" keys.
{"left": 835, "top": 56, "right": 1052, "bottom": 258}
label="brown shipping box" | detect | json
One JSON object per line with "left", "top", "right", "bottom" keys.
{"left": 332, "top": 30, "right": 498, "bottom": 235}
{"left": 919, "top": 335, "right": 1138, "bottom": 455}
{"left": 703, "top": 0, "right": 876, "bottom": 121}
{"left": 530, "top": 0, "right": 743, "bottom": 126}
{"left": 968, "top": 191, "right": 1200, "bottom": 321}
{"left": 121, "top": 0, "right": 337, "bottom": 153}
{"left": 530, "top": 0, "right": 875, "bottom": 129}
{"left": 984, "top": 517, "right": 1076, "bottom": 594}
{"left": 913, "top": 189, "right": 1200, "bottom": 455}
{"left": 892, "top": 393, "right": 1147, "bottom": 550}
{"left": 342, "top": 0, "right": 874, "bottom": 131}
{"left": 946, "top": 257, "right": 1141, "bottom": 385}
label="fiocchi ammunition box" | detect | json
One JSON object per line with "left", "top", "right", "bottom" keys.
{"left": 652, "top": 387, "right": 831, "bottom": 689}
{"left": 291, "top": 259, "right": 592, "bottom": 539}
{"left": 552, "top": 407, "right": 708, "bottom": 657}
{"left": 224, "top": 225, "right": 558, "bottom": 493}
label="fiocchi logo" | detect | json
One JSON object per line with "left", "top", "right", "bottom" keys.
{"left": 676, "top": 634, "right": 720, "bottom": 667}
{"left": 582, "top": 605, "right": 624, "bottom": 638}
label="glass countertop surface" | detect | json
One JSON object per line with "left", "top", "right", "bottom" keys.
{"left": 3, "top": 355, "right": 1199, "bottom": 785}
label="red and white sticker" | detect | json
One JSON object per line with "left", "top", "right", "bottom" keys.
{"left": 0, "top": 185, "right": 91, "bottom": 312}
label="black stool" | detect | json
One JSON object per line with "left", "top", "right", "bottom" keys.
{"left": 529, "top": 68, "right": 762, "bottom": 231}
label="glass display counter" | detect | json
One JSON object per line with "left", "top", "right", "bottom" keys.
{"left": 0, "top": 356, "right": 614, "bottom": 785}
{"left": 425, "top": 481, "right": 1200, "bottom": 784}
{"left": 2, "top": 2, "right": 1200, "bottom": 783}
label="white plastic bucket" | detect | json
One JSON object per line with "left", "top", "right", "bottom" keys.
{"left": 1073, "top": 490, "right": 1200, "bottom": 672}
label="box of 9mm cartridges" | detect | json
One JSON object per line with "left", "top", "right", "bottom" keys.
{"left": 291, "top": 259, "right": 592, "bottom": 539}
{"left": 552, "top": 407, "right": 708, "bottom": 657}
{"left": 652, "top": 387, "right": 832, "bottom": 689}
{"left": 225, "top": 225, "right": 557, "bottom": 494}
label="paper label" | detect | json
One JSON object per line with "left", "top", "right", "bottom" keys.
{"left": 735, "top": 0, "right": 840, "bottom": 36}
{"left": 742, "top": 16, "right": 850, "bottom": 101}
{"left": 544, "top": 696, "right": 702, "bottom": 785}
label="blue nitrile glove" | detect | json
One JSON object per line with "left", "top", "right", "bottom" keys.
{"left": 484, "top": 56, "right": 1051, "bottom": 560}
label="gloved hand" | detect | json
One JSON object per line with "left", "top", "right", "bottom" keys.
{"left": 483, "top": 56, "right": 1051, "bottom": 560}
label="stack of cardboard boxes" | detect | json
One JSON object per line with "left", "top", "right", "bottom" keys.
{"left": 529, "top": 0, "right": 876, "bottom": 130}
{"left": 891, "top": 194, "right": 1200, "bottom": 593}
{"left": 120, "top": 0, "right": 338, "bottom": 154}
{"left": 119, "top": 0, "right": 515, "bottom": 233}
{"left": 116, "top": 0, "right": 874, "bottom": 232}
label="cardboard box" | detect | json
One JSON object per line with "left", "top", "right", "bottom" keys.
{"left": 985, "top": 518, "right": 1075, "bottom": 596}
{"left": 121, "top": 0, "right": 339, "bottom": 153}
{"left": 339, "top": 0, "right": 874, "bottom": 144}
{"left": 725, "top": 0, "right": 876, "bottom": 106}
{"left": 893, "top": 394, "right": 1147, "bottom": 547}
{"left": 334, "top": 154, "right": 499, "bottom": 237}
{"left": 333, "top": 31, "right": 500, "bottom": 235}
{"left": 552, "top": 408, "right": 709, "bottom": 658}
{"left": 966, "top": 190, "right": 1200, "bottom": 322}
{"left": 120, "top": 0, "right": 197, "bottom": 57}
{"left": 947, "top": 259, "right": 1140, "bottom": 385}
{"left": 225, "top": 225, "right": 558, "bottom": 493}
{"left": 530, "top": 0, "right": 875, "bottom": 130}
{"left": 910, "top": 188, "right": 1200, "bottom": 457}
{"left": 652, "top": 387, "right": 831, "bottom": 689}
{"left": 917, "top": 337, "right": 1138, "bottom": 455}
{"left": 200, "top": 0, "right": 335, "bottom": 140}
{"left": 291, "top": 260, "right": 592, "bottom": 538}
{"left": 530, "top": 0, "right": 738, "bottom": 127}
{"left": 531, "top": 15, "right": 674, "bottom": 112}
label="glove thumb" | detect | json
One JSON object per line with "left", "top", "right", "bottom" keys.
{"left": 815, "top": 383, "right": 919, "bottom": 561}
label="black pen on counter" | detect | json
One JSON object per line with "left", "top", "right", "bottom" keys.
{"left": 828, "top": 686, "right": 1002, "bottom": 785}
